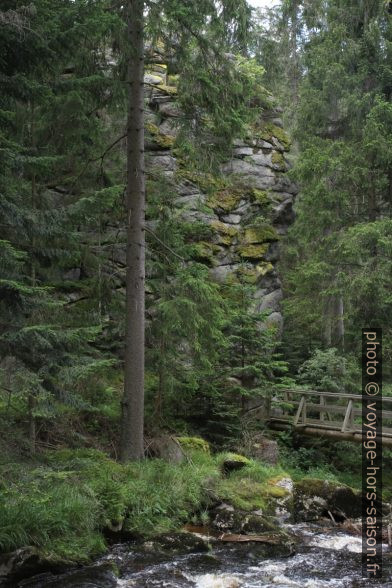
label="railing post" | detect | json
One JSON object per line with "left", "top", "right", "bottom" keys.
{"left": 342, "top": 399, "right": 353, "bottom": 432}
{"left": 294, "top": 395, "right": 306, "bottom": 426}
{"left": 320, "top": 394, "right": 326, "bottom": 421}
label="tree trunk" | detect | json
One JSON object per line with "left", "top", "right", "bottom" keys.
{"left": 120, "top": 0, "right": 145, "bottom": 461}
{"left": 333, "top": 294, "right": 345, "bottom": 352}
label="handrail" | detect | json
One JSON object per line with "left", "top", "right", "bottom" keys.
{"left": 280, "top": 388, "right": 392, "bottom": 402}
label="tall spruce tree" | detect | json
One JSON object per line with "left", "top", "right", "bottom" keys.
{"left": 120, "top": 0, "right": 267, "bottom": 460}
{"left": 0, "top": 0, "right": 120, "bottom": 450}
{"left": 280, "top": 0, "right": 392, "bottom": 371}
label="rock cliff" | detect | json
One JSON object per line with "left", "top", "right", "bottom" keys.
{"left": 144, "top": 62, "right": 298, "bottom": 335}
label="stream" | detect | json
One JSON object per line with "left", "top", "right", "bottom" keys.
{"left": 18, "top": 524, "right": 392, "bottom": 588}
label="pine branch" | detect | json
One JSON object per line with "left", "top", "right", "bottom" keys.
{"left": 144, "top": 226, "right": 185, "bottom": 262}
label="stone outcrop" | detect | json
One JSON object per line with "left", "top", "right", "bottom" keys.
{"left": 293, "top": 478, "right": 362, "bottom": 522}
{"left": 143, "top": 62, "right": 298, "bottom": 337}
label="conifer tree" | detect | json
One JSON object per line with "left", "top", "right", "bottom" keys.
{"left": 120, "top": 0, "right": 264, "bottom": 460}
{"left": 281, "top": 0, "right": 392, "bottom": 369}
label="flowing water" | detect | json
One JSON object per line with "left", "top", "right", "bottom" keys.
{"left": 18, "top": 524, "right": 392, "bottom": 587}
{"left": 107, "top": 524, "right": 392, "bottom": 588}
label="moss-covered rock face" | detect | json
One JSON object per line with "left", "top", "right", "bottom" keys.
{"left": 146, "top": 122, "right": 175, "bottom": 149}
{"left": 242, "top": 225, "right": 279, "bottom": 245}
{"left": 156, "top": 83, "right": 178, "bottom": 96}
{"left": 211, "top": 503, "right": 276, "bottom": 534}
{"left": 238, "top": 243, "right": 269, "bottom": 259}
{"left": 143, "top": 63, "right": 298, "bottom": 339}
{"left": 294, "top": 478, "right": 362, "bottom": 522}
{"left": 235, "top": 262, "right": 273, "bottom": 283}
{"left": 208, "top": 189, "right": 243, "bottom": 212}
{"left": 256, "top": 122, "right": 291, "bottom": 150}
{"left": 211, "top": 220, "right": 239, "bottom": 245}
{"left": 271, "top": 151, "right": 286, "bottom": 169}
{"left": 251, "top": 189, "right": 269, "bottom": 206}
{"left": 192, "top": 241, "right": 222, "bottom": 263}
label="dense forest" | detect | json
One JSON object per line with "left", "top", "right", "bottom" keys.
{"left": 0, "top": 1, "right": 391, "bottom": 586}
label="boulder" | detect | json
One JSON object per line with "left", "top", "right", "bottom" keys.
{"left": 142, "top": 532, "right": 209, "bottom": 555}
{"left": 0, "top": 548, "right": 68, "bottom": 588}
{"left": 211, "top": 503, "right": 277, "bottom": 535}
{"left": 221, "top": 454, "right": 251, "bottom": 475}
{"left": 147, "top": 435, "right": 185, "bottom": 463}
{"left": 294, "top": 478, "right": 362, "bottom": 522}
{"left": 233, "top": 146, "right": 253, "bottom": 157}
{"left": 243, "top": 435, "right": 279, "bottom": 466}
{"left": 267, "top": 476, "right": 294, "bottom": 522}
{"left": 17, "top": 563, "right": 118, "bottom": 588}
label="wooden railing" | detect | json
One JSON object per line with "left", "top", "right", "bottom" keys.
{"left": 268, "top": 389, "right": 392, "bottom": 444}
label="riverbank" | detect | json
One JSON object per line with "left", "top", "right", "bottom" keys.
{"left": 0, "top": 437, "right": 372, "bottom": 586}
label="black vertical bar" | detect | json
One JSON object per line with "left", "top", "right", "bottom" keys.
{"left": 362, "top": 328, "right": 382, "bottom": 580}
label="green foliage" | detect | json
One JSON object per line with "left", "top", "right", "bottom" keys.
{"left": 279, "top": 0, "right": 392, "bottom": 373}
{"left": 0, "top": 447, "right": 221, "bottom": 559}
{"left": 297, "top": 348, "right": 358, "bottom": 393}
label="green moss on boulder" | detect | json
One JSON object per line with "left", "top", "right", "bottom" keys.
{"left": 235, "top": 263, "right": 273, "bottom": 284}
{"left": 294, "top": 478, "right": 362, "bottom": 522}
{"left": 214, "top": 477, "right": 267, "bottom": 511}
{"left": 177, "top": 437, "right": 210, "bottom": 454}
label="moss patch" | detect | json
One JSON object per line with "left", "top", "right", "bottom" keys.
{"left": 192, "top": 241, "right": 221, "bottom": 263}
{"left": 156, "top": 84, "right": 178, "bottom": 96}
{"left": 242, "top": 225, "right": 279, "bottom": 244}
{"left": 251, "top": 189, "right": 269, "bottom": 206}
{"left": 235, "top": 263, "right": 271, "bottom": 284}
{"left": 208, "top": 189, "right": 243, "bottom": 212}
{"left": 271, "top": 151, "right": 285, "bottom": 168}
{"left": 211, "top": 220, "right": 239, "bottom": 245}
{"left": 238, "top": 243, "right": 269, "bottom": 259}
{"left": 215, "top": 478, "right": 267, "bottom": 511}
{"left": 256, "top": 123, "right": 291, "bottom": 150}
{"left": 146, "top": 122, "right": 175, "bottom": 149}
{"left": 177, "top": 437, "right": 211, "bottom": 454}
{"left": 151, "top": 63, "right": 167, "bottom": 73}
{"left": 175, "top": 168, "right": 228, "bottom": 195}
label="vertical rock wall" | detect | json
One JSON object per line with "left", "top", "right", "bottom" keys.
{"left": 144, "top": 62, "right": 298, "bottom": 335}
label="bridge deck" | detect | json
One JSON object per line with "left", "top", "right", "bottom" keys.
{"left": 267, "top": 389, "right": 392, "bottom": 444}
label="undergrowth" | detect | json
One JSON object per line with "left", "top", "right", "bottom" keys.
{"left": 0, "top": 448, "right": 221, "bottom": 562}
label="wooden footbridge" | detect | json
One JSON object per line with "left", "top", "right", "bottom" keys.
{"left": 267, "top": 389, "right": 392, "bottom": 446}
